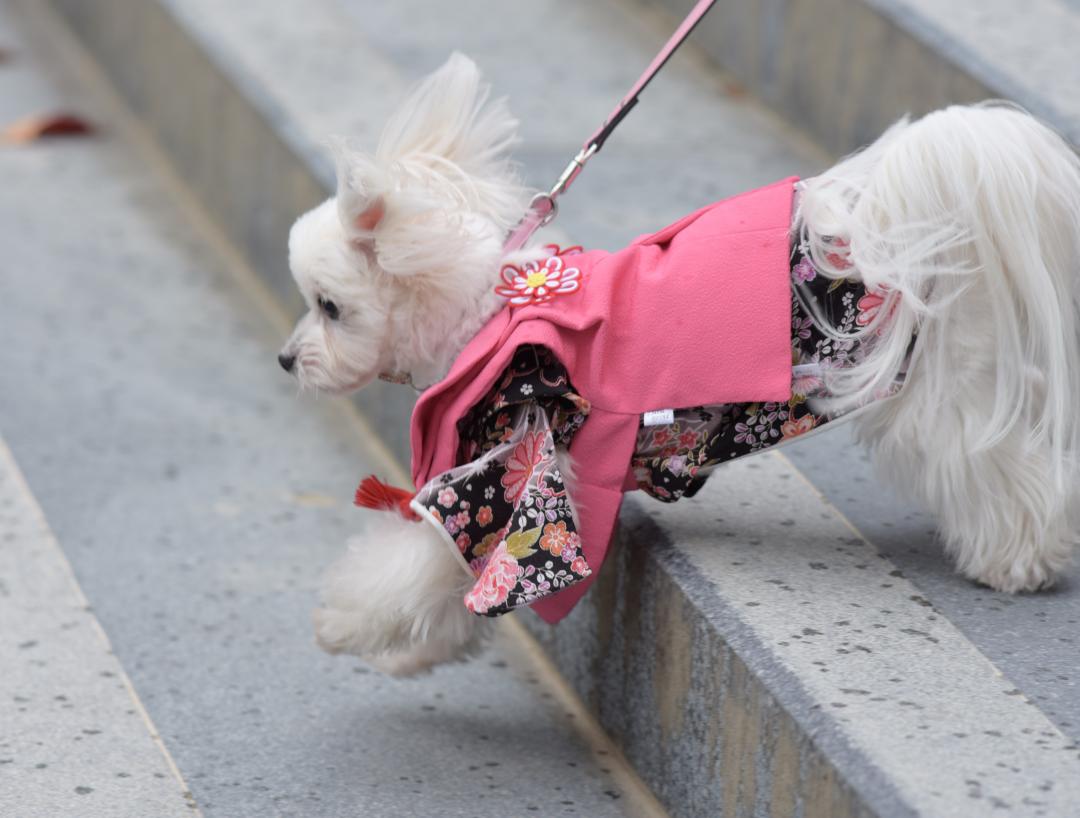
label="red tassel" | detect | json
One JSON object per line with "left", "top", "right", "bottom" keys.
{"left": 354, "top": 475, "right": 420, "bottom": 522}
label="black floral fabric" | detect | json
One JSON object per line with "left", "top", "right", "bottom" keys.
{"left": 413, "top": 239, "right": 902, "bottom": 616}
{"left": 412, "top": 347, "right": 592, "bottom": 617}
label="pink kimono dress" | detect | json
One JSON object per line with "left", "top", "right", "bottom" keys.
{"left": 359, "top": 177, "right": 897, "bottom": 622}
{"left": 405, "top": 178, "right": 813, "bottom": 623}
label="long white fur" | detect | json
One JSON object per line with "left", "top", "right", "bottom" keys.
{"left": 796, "top": 104, "right": 1080, "bottom": 591}
{"left": 282, "top": 55, "right": 1080, "bottom": 675}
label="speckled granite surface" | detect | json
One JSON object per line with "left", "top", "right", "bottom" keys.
{"left": 27, "top": 0, "right": 1080, "bottom": 814}
{"left": 0, "top": 443, "right": 196, "bottom": 817}
{"left": 646, "top": 0, "right": 1080, "bottom": 154}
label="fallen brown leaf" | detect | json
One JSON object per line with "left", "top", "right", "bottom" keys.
{"left": 722, "top": 79, "right": 747, "bottom": 98}
{"left": 2, "top": 112, "right": 94, "bottom": 144}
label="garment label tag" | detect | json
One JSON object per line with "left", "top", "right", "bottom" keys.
{"left": 642, "top": 409, "right": 675, "bottom": 427}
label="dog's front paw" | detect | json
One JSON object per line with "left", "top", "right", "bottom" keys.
{"left": 365, "top": 626, "right": 493, "bottom": 677}
{"left": 312, "top": 606, "right": 365, "bottom": 656}
{"left": 366, "top": 650, "right": 440, "bottom": 678}
{"left": 971, "top": 558, "right": 1059, "bottom": 594}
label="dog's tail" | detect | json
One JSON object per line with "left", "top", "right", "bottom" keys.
{"left": 796, "top": 103, "right": 1080, "bottom": 488}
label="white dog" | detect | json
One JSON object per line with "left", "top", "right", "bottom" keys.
{"left": 280, "top": 54, "right": 1080, "bottom": 676}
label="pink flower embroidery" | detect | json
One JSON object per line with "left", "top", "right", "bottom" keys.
{"left": 678, "top": 430, "right": 699, "bottom": 449}
{"left": 570, "top": 556, "right": 590, "bottom": 576}
{"left": 652, "top": 428, "right": 673, "bottom": 447}
{"left": 781, "top": 415, "right": 816, "bottom": 439}
{"left": 856, "top": 291, "right": 885, "bottom": 326}
{"left": 464, "top": 541, "right": 524, "bottom": 614}
{"left": 500, "top": 431, "right": 547, "bottom": 504}
{"left": 437, "top": 486, "right": 458, "bottom": 508}
{"left": 476, "top": 505, "right": 494, "bottom": 527}
{"left": 824, "top": 237, "right": 853, "bottom": 271}
{"left": 495, "top": 245, "right": 583, "bottom": 307}
{"left": 455, "top": 532, "right": 471, "bottom": 553}
{"left": 824, "top": 251, "right": 853, "bottom": 271}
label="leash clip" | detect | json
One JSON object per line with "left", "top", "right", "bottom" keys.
{"left": 509, "top": 143, "right": 596, "bottom": 247}
{"left": 549, "top": 143, "right": 598, "bottom": 199}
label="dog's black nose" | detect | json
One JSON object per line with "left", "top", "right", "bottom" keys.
{"left": 278, "top": 353, "right": 296, "bottom": 373}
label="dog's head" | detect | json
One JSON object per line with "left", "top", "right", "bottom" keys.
{"left": 279, "top": 53, "right": 529, "bottom": 392}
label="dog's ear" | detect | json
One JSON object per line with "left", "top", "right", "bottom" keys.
{"left": 331, "top": 140, "right": 385, "bottom": 240}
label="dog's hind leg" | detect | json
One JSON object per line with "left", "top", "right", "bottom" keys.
{"left": 858, "top": 394, "right": 1076, "bottom": 592}
{"left": 800, "top": 103, "right": 1080, "bottom": 591}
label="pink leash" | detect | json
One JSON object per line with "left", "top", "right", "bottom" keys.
{"left": 503, "top": 0, "right": 718, "bottom": 252}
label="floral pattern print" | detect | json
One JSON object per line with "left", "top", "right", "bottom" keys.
{"left": 495, "top": 245, "right": 583, "bottom": 306}
{"left": 464, "top": 541, "right": 523, "bottom": 614}
{"left": 500, "top": 432, "right": 547, "bottom": 503}
{"left": 413, "top": 346, "right": 591, "bottom": 617}
{"left": 793, "top": 255, "right": 817, "bottom": 283}
{"left": 415, "top": 240, "right": 907, "bottom": 616}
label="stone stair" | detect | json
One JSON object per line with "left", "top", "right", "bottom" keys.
{"left": 25, "top": 0, "right": 1080, "bottom": 815}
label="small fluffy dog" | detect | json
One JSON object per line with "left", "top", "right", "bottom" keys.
{"left": 280, "top": 54, "right": 1080, "bottom": 676}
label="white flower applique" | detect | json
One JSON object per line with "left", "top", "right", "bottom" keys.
{"left": 495, "top": 245, "right": 583, "bottom": 306}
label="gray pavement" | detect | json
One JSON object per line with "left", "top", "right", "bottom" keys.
{"left": 644, "top": 0, "right": 1080, "bottom": 157}
{"left": 624, "top": 456, "right": 1080, "bottom": 816}
{"left": 783, "top": 427, "right": 1080, "bottom": 742}
{"left": 7, "top": 0, "right": 1080, "bottom": 814}
{"left": 0, "top": 3, "right": 662, "bottom": 816}
{"left": 869, "top": 0, "right": 1080, "bottom": 144}
{"left": 0, "top": 441, "right": 196, "bottom": 818}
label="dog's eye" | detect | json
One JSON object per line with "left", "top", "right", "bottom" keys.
{"left": 318, "top": 296, "right": 340, "bottom": 321}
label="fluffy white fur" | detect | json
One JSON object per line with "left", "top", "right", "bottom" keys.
{"left": 796, "top": 103, "right": 1080, "bottom": 592}
{"left": 313, "top": 512, "right": 490, "bottom": 673}
{"left": 281, "top": 52, "right": 531, "bottom": 393}
{"left": 281, "top": 54, "right": 1080, "bottom": 675}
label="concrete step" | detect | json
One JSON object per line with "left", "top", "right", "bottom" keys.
{"left": 646, "top": 0, "right": 1080, "bottom": 154}
{"left": 31, "top": 0, "right": 1080, "bottom": 815}
{"left": 0, "top": 3, "right": 669, "bottom": 816}
{"left": 0, "top": 443, "right": 197, "bottom": 817}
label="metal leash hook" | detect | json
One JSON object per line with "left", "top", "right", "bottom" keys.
{"left": 502, "top": 0, "right": 715, "bottom": 253}
{"left": 526, "top": 143, "right": 599, "bottom": 231}
{"left": 550, "top": 142, "right": 599, "bottom": 200}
